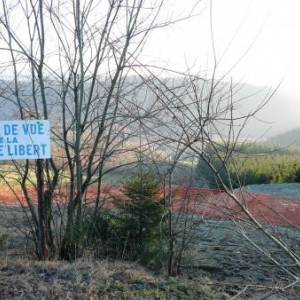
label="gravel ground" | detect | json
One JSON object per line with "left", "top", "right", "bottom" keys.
{"left": 180, "top": 217, "right": 300, "bottom": 299}
{"left": 243, "top": 183, "right": 300, "bottom": 199}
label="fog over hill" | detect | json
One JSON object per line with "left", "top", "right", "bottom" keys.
{"left": 227, "top": 82, "right": 299, "bottom": 139}
{"left": 0, "top": 77, "right": 298, "bottom": 140}
{"left": 268, "top": 127, "right": 300, "bottom": 147}
{"left": 253, "top": 85, "right": 300, "bottom": 138}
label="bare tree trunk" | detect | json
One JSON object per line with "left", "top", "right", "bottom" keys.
{"left": 36, "top": 159, "right": 45, "bottom": 259}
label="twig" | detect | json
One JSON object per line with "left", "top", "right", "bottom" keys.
{"left": 259, "top": 278, "right": 300, "bottom": 300}
{"left": 230, "top": 285, "right": 249, "bottom": 299}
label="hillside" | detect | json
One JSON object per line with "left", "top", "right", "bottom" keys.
{"left": 269, "top": 127, "right": 300, "bottom": 146}
{"left": 0, "top": 77, "right": 297, "bottom": 139}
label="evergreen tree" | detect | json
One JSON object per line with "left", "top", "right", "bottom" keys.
{"left": 114, "top": 170, "right": 166, "bottom": 267}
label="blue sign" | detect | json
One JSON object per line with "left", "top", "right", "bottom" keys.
{"left": 0, "top": 120, "right": 50, "bottom": 159}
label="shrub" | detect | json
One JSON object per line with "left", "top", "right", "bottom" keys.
{"left": 82, "top": 171, "right": 167, "bottom": 270}
{"left": 114, "top": 171, "right": 167, "bottom": 269}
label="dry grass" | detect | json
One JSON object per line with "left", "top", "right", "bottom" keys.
{"left": 0, "top": 255, "right": 229, "bottom": 299}
{"left": 0, "top": 204, "right": 230, "bottom": 299}
{"left": 0, "top": 217, "right": 228, "bottom": 299}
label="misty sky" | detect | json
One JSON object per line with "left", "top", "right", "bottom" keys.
{"left": 142, "top": 0, "right": 300, "bottom": 136}
{"left": 2, "top": 0, "right": 299, "bottom": 90}
{"left": 145, "top": 0, "right": 300, "bottom": 88}
{"left": 0, "top": 0, "right": 299, "bottom": 136}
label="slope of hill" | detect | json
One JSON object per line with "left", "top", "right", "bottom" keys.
{"left": 268, "top": 127, "right": 300, "bottom": 146}
{"left": 0, "top": 76, "right": 297, "bottom": 139}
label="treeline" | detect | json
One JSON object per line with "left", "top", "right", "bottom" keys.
{"left": 197, "top": 142, "right": 300, "bottom": 189}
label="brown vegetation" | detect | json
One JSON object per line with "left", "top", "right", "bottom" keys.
{"left": 2, "top": 183, "right": 300, "bottom": 227}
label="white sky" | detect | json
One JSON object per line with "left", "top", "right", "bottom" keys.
{"left": 144, "top": 0, "right": 300, "bottom": 88}
{"left": 1, "top": 0, "right": 298, "bottom": 135}
{"left": 2, "top": 0, "right": 298, "bottom": 89}
{"left": 140, "top": 0, "right": 300, "bottom": 136}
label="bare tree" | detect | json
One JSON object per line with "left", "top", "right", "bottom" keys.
{"left": 139, "top": 67, "right": 300, "bottom": 283}
{"left": 0, "top": 0, "right": 197, "bottom": 259}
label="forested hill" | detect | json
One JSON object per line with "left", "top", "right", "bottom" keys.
{"left": 0, "top": 76, "right": 295, "bottom": 139}
{"left": 268, "top": 127, "right": 300, "bottom": 146}
{"left": 197, "top": 141, "right": 300, "bottom": 189}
